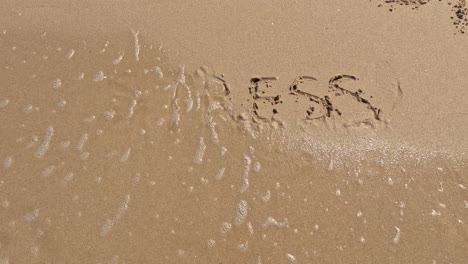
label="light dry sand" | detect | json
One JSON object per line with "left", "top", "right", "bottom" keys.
{"left": 0, "top": 1, "right": 467, "bottom": 263}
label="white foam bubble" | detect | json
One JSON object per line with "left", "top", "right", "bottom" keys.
{"left": 65, "top": 49, "right": 75, "bottom": 59}
{"left": 52, "top": 78, "right": 62, "bottom": 89}
{"left": 220, "top": 222, "right": 232, "bottom": 234}
{"left": 253, "top": 161, "right": 261, "bottom": 172}
{"left": 238, "top": 241, "right": 249, "bottom": 252}
{"left": 62, "top": 172, "right": 74, "bottom": 184}
{"left": 93, "top": 70, "right": 106, "bottom": 82}
{"left": 393, "top": 226, "right": 401, "bottom": 244}
{"left": 120, "top": 148, "right": 131, "bottom": 162}
{"left": 34, "top": 126, "right": 54, "bottom": 159}
{"left": 78, "top": 72, "right": 85, "bottom": 80}
{"left": 261, "top": 190, "right": 271, "bottom": 202}
{"left": 234, "top": 200, "right": 248, "bottom": 225}
{"left": 112, "top": 51, "right": 125, "bottom": 65}
{"left": 286, "top": 253, "right": 297, "bottom": 264}
{"left": 247, "top": 222, "right": 254, "bottom": 236}
{"left": 193, "top": 137, "right": 206, "bottom": 164}
{"left": 207, "top": 239, "right": 216, "bottom": 248}
{"left": 240, "top": 155, "right": 252, "bottom": 193}
{"left": 76, "top": 133, "right": 88, "bottom": 151}
{"left": 154, "top": 66, "right": 163, "bottom": 78}
{"left": 215, "top": 167, "right": 225, "bottom": 180}
{"left": 100, "top": 194, "right": 131, "bottom": 237}
{"left": 128, "top": 99, "right": 137, "bottom": 118}
{"left": 130, "top": 29, "right": 140, "bottom": 61}
{"left": 262, "top": 216, "right": 289, "bottom": 228}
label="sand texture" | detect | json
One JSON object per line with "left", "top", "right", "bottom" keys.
{"left": 0, "top": 1, "right": 467, "bottom": 263}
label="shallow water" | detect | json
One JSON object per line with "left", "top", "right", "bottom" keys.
{"left": 1, "top": 1, "right": 467, "bottom": 263}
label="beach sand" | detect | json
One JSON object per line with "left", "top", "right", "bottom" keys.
{"left": 0, "top": 0, "right": 467, "bottom": 263}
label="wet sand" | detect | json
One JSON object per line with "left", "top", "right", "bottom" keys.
{"left": 0, "top": 1, "right": 467, "bottom": 263}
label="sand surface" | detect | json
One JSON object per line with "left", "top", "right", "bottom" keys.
{"left": 0, "top": 0, "right": 467, "bottom": 263}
